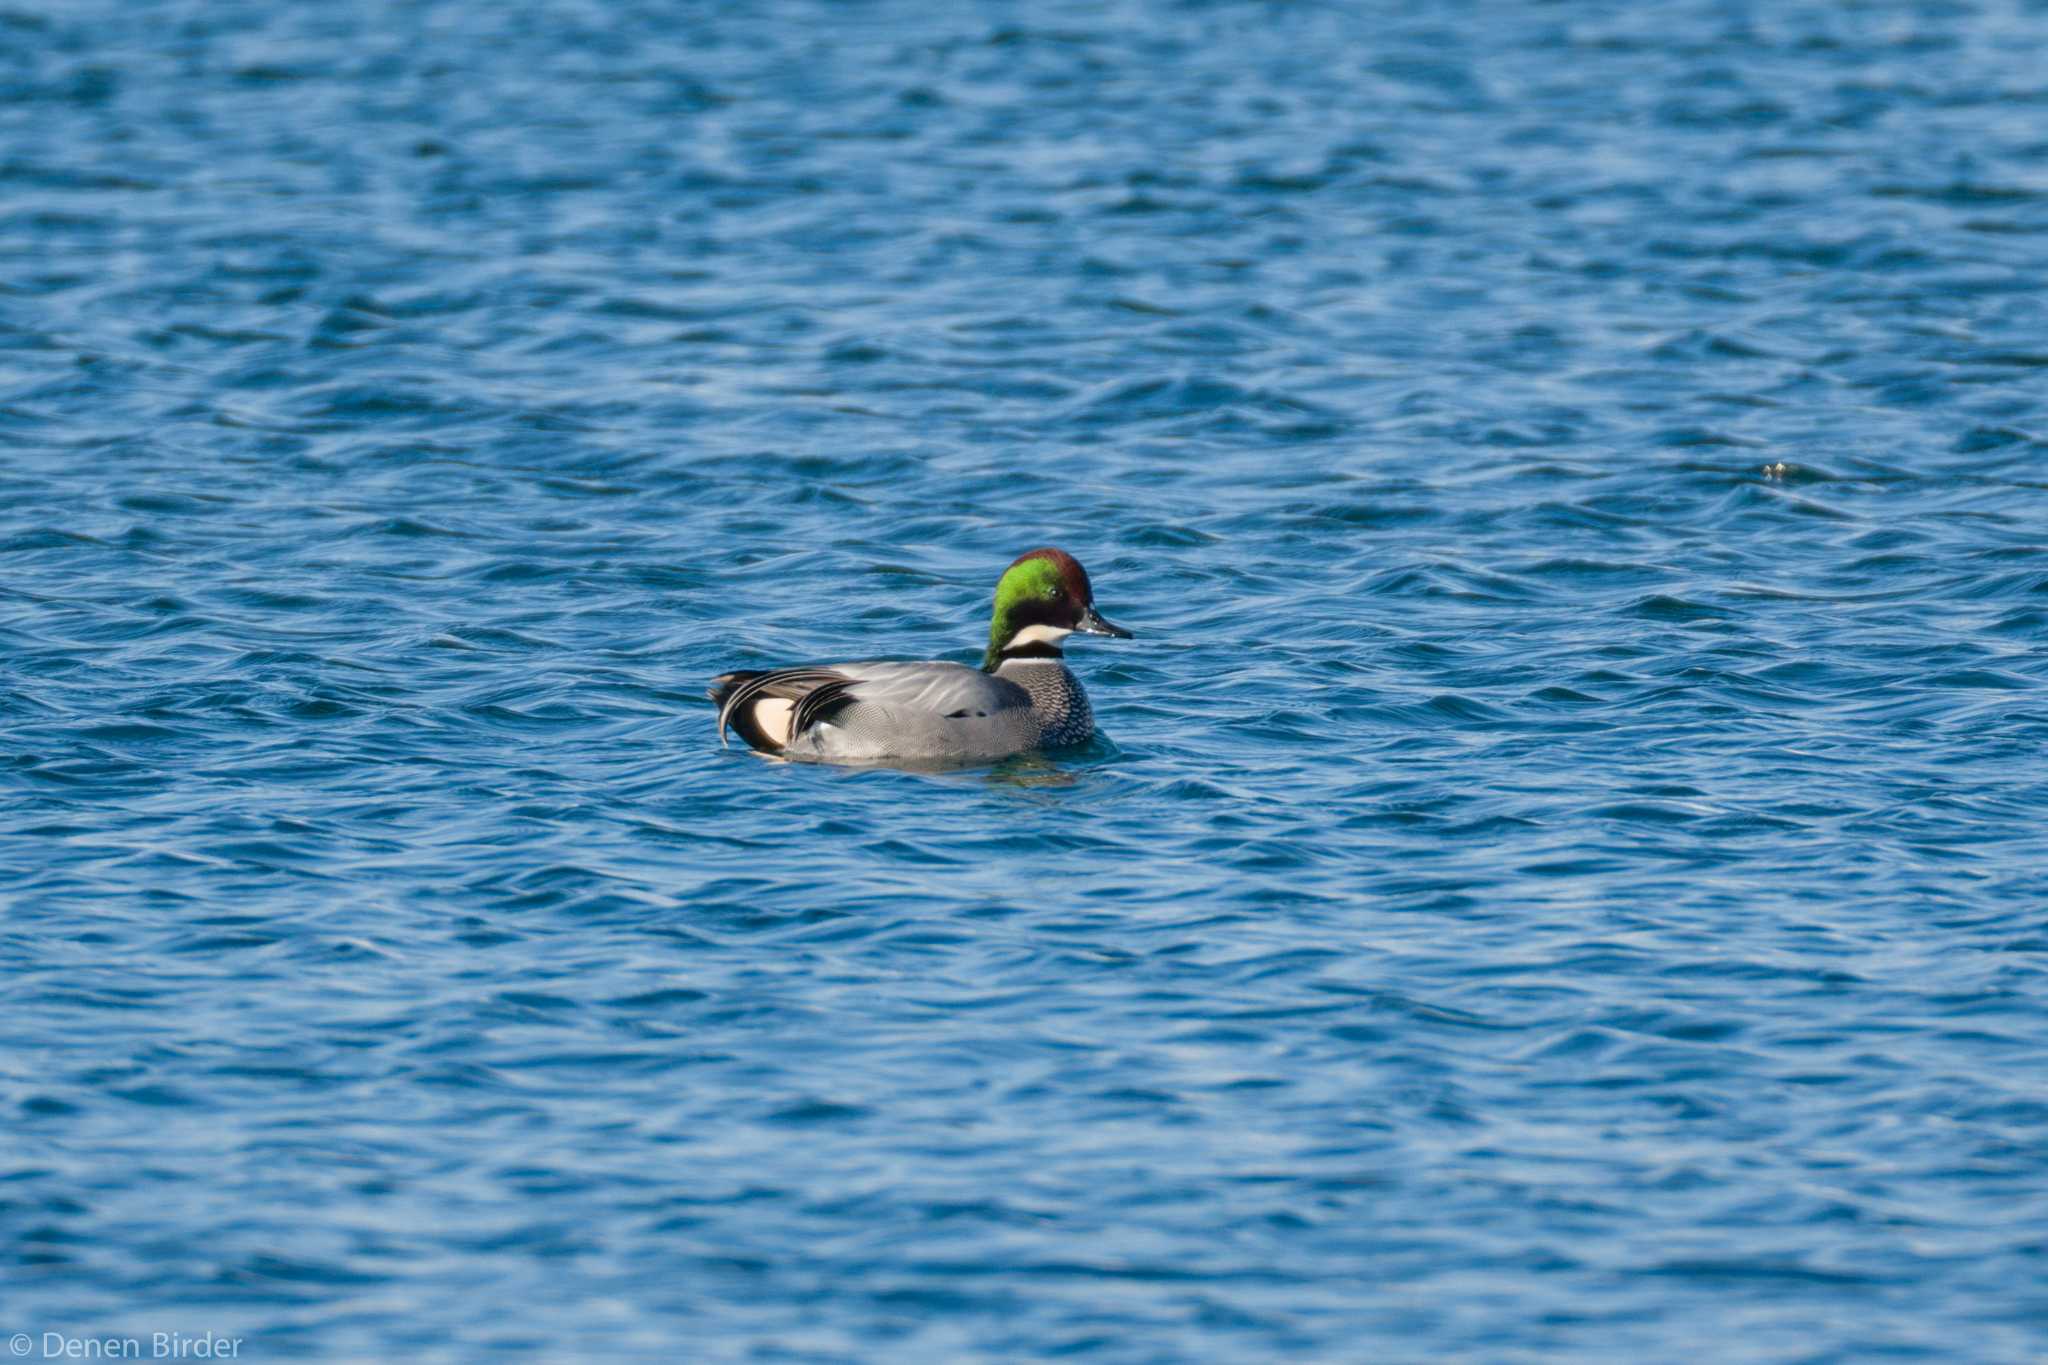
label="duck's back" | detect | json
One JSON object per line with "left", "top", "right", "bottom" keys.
{"left": 784, "top": 661, "right": 1040, "bottom": 763}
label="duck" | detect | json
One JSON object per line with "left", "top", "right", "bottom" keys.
{"left": 710, "top": 547, "right": 1133, "bottom": 764}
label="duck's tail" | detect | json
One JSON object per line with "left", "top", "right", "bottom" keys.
{"left": 708, "top": 671, "right": 770, "bottom": 751}
{"left": 709, "top": 668, "right": 852, "bottom": 754}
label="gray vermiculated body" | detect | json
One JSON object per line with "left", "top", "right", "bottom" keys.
{"left": 9, "top": 0, "right": 2048, "bottom": 1361}
{"left": 781, "top": 659, "right": 1094, "bottom": 762}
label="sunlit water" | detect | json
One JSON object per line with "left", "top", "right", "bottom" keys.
{"left": 6, "top": 0, "right": 2048, "bottom": 1359}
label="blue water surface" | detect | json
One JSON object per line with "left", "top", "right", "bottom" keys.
{"left": 6, "top": 0, "right": 2048, "bottom": 1359}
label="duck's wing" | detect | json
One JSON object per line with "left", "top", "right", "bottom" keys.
{"left": 831, "top": 661, "right": 1034, "bottom": 721}
{"left": 710, "top": 662, "right": 1028, "bottom": 755}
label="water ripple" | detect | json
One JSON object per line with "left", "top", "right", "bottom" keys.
{"left": 5, "top": 0, "right": 2048, "bottom": 1360}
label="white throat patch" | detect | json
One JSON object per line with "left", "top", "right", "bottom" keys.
{"left": 1004, "top": 623, "right": 1072, "bottom": 651}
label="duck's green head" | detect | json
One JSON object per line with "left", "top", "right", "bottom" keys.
{"left": 983, "top": 547, "right": 1132, "bottom": 671}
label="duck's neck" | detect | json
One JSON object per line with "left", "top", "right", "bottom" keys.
{"left": 983, "top": 624, "right": 1071, "bottom": 672}
{"left": 992, "top": 644, "right": 1063, "bottom": 669}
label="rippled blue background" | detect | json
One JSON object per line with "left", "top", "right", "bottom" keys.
{"left": 7, "top": 0, "right": 2048, "bottom": 1358}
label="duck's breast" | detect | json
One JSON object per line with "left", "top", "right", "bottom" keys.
{"left": 996, "top": 659, "right": 1094, "bottom": 748}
